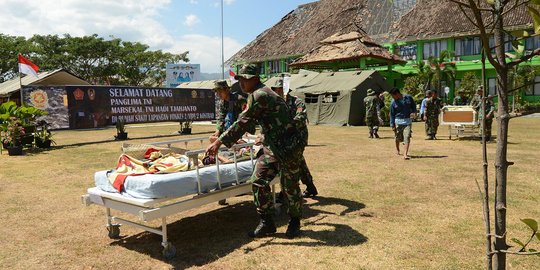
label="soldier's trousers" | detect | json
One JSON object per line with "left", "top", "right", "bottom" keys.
{"left": 299, "top": 156, "right": 315, "bottom": 189}
{"left": 425, "top": 116, "right": 439, "bottom": 135}
{"left": 250, "top": 146, "right": 302, "bottom": 218}
{"left": 365, "top": 116, "right": 379, "bottom": 134}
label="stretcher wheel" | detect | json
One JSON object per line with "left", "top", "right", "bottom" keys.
{"left": 162, "top": 243, "right": 176, "bottom": 260}
{"left": 107, "top": 224, "right": 121, "bottom": 239}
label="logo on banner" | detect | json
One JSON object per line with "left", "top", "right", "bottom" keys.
{"left": 74, "top": 88, "right": 84, "bottom": 101}
{"left": 88, "top": 88, "right": 96, "bottom": 101}
{"left": 191, "top": 90, "right": 198, "bottom": 99}
{"left": 29, "top": 89, "right": 49, "bottom": 110}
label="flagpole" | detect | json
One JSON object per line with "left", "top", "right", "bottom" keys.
{"left": 19, "top": 69, "right": 24, "bottom": 106}
{"left": 221, "top": 0, "right": 225, "bottom": 80}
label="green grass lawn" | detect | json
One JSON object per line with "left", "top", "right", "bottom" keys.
{"left": 0, "top": 119, "right": 539, "bottom": 269}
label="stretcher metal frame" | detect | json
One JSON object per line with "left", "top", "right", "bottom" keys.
{"left": 81, "top": 137, "right": 277, "bottom": 259}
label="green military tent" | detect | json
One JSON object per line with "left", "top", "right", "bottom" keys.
{"left": 290, "top": 70, "right": 390, "bottom": 126}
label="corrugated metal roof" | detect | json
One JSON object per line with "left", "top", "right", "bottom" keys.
{"left": 0, "top": 69, "right": 90, "bottom": 96}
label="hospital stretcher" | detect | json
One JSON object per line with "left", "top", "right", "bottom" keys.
{"left": 81, "top": 137, "right": 279, "bottom": 259}
{"left": 440, "top": 106, "right": 480, "bottom": 139}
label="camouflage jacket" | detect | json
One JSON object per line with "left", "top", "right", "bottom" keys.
{"left": 453, "top": 96, "right": 469, "bottom": 106}
{"left": 364, "top": 95, "right": 385, "bottom": 118}
{"left": 469, "top": 94, "right": 482, "bottom": 111}
{"left": 286, "top": 95, "right": 308, "bottom": 129}
{"left": 219, "top": 82, "right": 300, "bottom": 159}
{"left": 425, "top": 97, "right": 442, "bottom": 117}
{"left": 216, "top": 92, "right": 248, "bottom": 135}
{"left": 479, "top": 99, "right": 496, "bottom": 120}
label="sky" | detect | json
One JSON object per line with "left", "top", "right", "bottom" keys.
{"left": 0, "top": 0, "right": 315, "bottom": 73}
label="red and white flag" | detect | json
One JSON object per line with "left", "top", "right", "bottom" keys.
{"left": 18, "top": 53, "right": 40, "bottom": 78}
{"left": 229, "top": 69, "right": 237, "bottom": 83}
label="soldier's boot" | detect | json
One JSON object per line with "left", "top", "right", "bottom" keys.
{"left": 374, "top": 130, "right": 380, "bottom": 139}
{"left": 303, "top": 183, "right": 318, "bottom": 198}
{"left": 368, "top": 130, "right": 373, "bottom": 138}
{"left": 248, "top": 214, "right": 276, "bottom": 238}
{"left": 285, "top": 217, "right": 301, "bottom": 238}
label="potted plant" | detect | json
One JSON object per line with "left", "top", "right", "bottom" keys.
{"left": 1, "top": 101, "right": 47, "bottom": 147}
{"left": 115, "top": 119, "right": 128, "bottom": 140}
{"left": 34, "top": 120, "right": 55, "bottom": 148}
{"left": 0, "top": 117, "right": 25, "bottom": 156}
{"left": 179, "top": 121, "right": 192, "bottom": 135}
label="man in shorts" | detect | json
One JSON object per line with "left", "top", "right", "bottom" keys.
{"left": 389, "top": 87, "right": 417, "bottom": 160}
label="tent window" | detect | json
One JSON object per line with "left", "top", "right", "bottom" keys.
{"left": 304, "top": 94, "right": 319, "bottom": 104}
{"left": 322, "top": 93, "right": 339, "bottom": 103}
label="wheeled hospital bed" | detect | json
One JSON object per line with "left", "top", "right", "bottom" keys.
{"left": 81, "top": 137, "right": 279, "bottom": 259}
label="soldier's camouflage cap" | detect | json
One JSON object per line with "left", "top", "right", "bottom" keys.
{"left": 234, "top": 64, "right": 259, "bottom": 80}
{"left": 212, "top": 80, "right": 230, "bottom": 91}
{"left": 367, "top": 89, "right": 376, "bottom": 96}
{"left": 271, "top": 78, "right": 284, "bottom": 89}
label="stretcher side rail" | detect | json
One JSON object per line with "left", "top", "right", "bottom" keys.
{"left": 148, "top": 136, "right": 208, "bottom": 149}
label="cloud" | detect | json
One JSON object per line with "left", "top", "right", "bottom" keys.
{"left": 0, "top": 0, "right": 174, "bottom": 48}
{"left": 184, "top": 14, "right": 200, "bottom": 27}
{"left": 169, "top": 34, "right": 244, "bottom": 73}
{"left": 189, "top": 0, "right": 198, "bottom": 4}
{"left": 0, "top": 0, "right": 245, "bottom": 73}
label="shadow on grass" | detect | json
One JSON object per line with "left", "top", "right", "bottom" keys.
{"left": 109, "top": 196, "right": 367, "bottom": 268}
{"left": 409, "top": 155, "right": 448, "bottom": 159}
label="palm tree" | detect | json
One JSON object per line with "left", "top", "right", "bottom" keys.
{"left": 427, "top": 50, "right": 457, "bottom": 94}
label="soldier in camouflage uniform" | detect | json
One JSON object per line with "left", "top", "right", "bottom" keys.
{"left": 364, "top": 89, "right": 385, "bottom": 138}
{"left": 210, "top": 80, "right": 252, "bottom": 142}
{"left": 271, "top": 78, "right": 318, "bottom": 198}
{"left": 206, "top": 64, "right": 304, "bottom": 238}
{"left": 210, "top": 80, "right": 253, "bottom": 205}
{"left": 479, "top": 95, "right": 496, "bottom": 142}
{"left": 453, "top": 90, "right": 469, "bottom": 106}
{"left": 423, "top": 91, "right": 443, "bottom": 140}
{"left": 469, "top": 86, "right": 484, "bottom": 122}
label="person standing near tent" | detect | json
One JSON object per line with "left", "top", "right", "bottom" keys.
{"left": 363, "top": 89, "right": 385, "bottom": 138}
{"left": 423, "top": 90, "right": 443, "bottom": 140}
{"left": 271, "top": 78, "right": 318, "bottom": 198}
{"left": 206, "top": 64, "right": 304, "bottom": 238}
{"left": 389, "top": 87, "right": 417, "bottom": 160}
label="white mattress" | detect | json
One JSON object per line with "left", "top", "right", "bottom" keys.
{"left": 94, "top": 160, "right": 255, "bottom": 199}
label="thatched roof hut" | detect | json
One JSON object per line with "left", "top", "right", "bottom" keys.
{"left": 227, "top": 0, "right": 366, "bottom": 65}
{"left": 289, "top": 31, "right": 405, "bottom": 69}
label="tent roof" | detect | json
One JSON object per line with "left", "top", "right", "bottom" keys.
{"left": 176, "top": 79, "right": 242, "bottom": 93}
{"left": 292, "top": 70, "right": 382, "bottom": 95}
{"left": 264, "top": 69, "right": 320, "bottom": 90}
{"left": 0, "top": 69, "right": 90, "bottom": 97}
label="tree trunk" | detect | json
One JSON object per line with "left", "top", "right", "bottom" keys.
{"left": 492, "top": 2, "right": 510, "bottom": 268}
